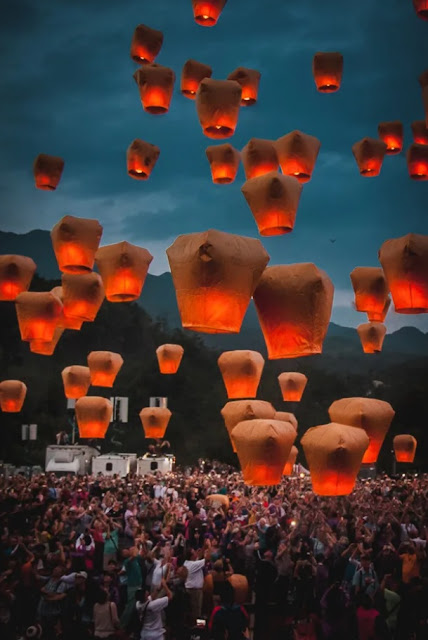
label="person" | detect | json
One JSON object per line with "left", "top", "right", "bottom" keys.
{"left": 208, "top": 581, "right": 249, "bottom": 640}
{"left": 93, "top": 588, "right": 120, "bottom": 639}
{"left": 352, "top": 555, "right": 379, "bottom": 600}
{"left": 184, "top": 545, "right": 209, "bottom": 624}
{"left": 135, "top": 579, "right": 172, "bottom": 640}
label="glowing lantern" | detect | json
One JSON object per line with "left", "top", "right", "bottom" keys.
{"left": 0, "top": 380, "right": 27, "bottom": 412}
{"left": 413, "top": 0, "right": 428, "bottom": 20}
{"left": 352, "top": 137, "right": 387, "bottom": 177}
{"left": 33, "top": 154, "right": 64, "bottom": 191}
{"left": 0, "top": 255, "right": 36, "bottom": 301}
{"left": 218, "top": 350, "right": 264, "bottom": 399}
{"left": 139, "top": 407, "right": 172, "bottom": 438}
{"left": 276, "top": 130, "right": 321, "bottom": 183}
{"left": 227, "top": 67, "right": 261, "bottom": 106}
{"left": 196, "top": 78, "right": 242, "bottom": 139}
{"left": 278, "top": 372, "right": 308, "bottom": 402}
{"left": 393, "top": 435, "right": 417, "bottom": 463}
{"left": 156, "top": 344, "right": 184, "bottom": 374}
{"left": 312, "top": 52, "right": 343, "bottom": 92}
{"left": 134, "top": 64, "right": 175, "bottom": 115}
{"left": 75, "top": 396, "right": 112, "bottom": 439}
{"left": 241, "top": 171, "right": 303, "bottom": 237}
{"left": 241, "top": 138, "right": 278, "bottom": 180}
{"left": 328, "top": 397, "right": 395, "bottom": 464}
{"left": 203, "top": 574, "right": 248, "bottom": 610}
{"left": 95, "top": 241, "right": 153, "bottom": 302}
{"left": 181, "top": 59, "right": 212, "bottom": 98}
{"left": 274, "top": 411, "right": 298, "bottom": 431}
{"left": 411, "top": 120, "right": 428, "bottom": 145}
{"left": 357, "top": 322, "right": 386, "bottom": 354}
{"left": 130, "top": 24, "right": 163, "bottom": 64}
{"left": 283, "top": 446, "right": 298, "bottom": 475}
{"left": 51, "top": 215, "right": 103, "bottom": 274}
{"left": 127, "top": 139, "right": 160, "bottom": 180}
{"left": 232, "top": 418, "right": 297, "bottom": 486}
{"left": 51, "top": 286, "right": 84, "bottom": 330}
{"left": 62, "top": 366, "right": 91, "bottom": 399}
{"left": 378, "top": 121, "right": 403, "bottom": 155}
{"left": 206, "top": 494, "right": 229, "bottom": 510}
{"left": 406, "top": 143, "right": 428, "bottom": 180}
{"left": 206, "top": 144, "right": 240, "bottom": 184}
{"left": 253, "top": 263, "right": 334, "bottom": 359}
{"left": 192, "top": 0, "right": 227, "bottom": 26}
{"left": 350, "top": 267, "right": 389, "bottom": 316}
{"left": 378, "top": 233, "right": 428, "bottom": 313}
{"left": 166, "top": 229, "right": 269, "bottom": 334}
{"left": 61, "top": 273, "right": 104, "bottom": 322}
{"left": 87, "top": 351, "right": 123, "bottom": 387}
{"left": 221, "top": 400, "right": 276, "bottom": 452}
{"left": 367, "top": 297, "right": 391, "bottom": 322}
{"left": 15, "top": 291, "right": 62, "bottom": 342}
{"left": 30, "top": 327, "right": 64, "bottom": 356}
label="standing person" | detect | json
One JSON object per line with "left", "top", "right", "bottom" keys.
{"left": 93, "top": 589, "right": 120, "bottom": 640}
{"left": 184, "top": 547, "right": 207, "bottom": 625}
{"left": 208, "top": 582, "right": 249, "bottom": 640}
{"left": 135, "top": 579, "right": 173, "bottom": 640}
{"left": 120, "top": 547, "right": 145, "bottom": 628}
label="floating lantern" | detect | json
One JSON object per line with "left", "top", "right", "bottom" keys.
{"left": 75, "top": 396, "right": 112, "bottom": 439}
{"left": 352, "top": 137, "right": 387, "bottom": 177}
{"left": 394, "top": 435, "right": 417, "bottom": 463}
{"left": 181, "top": 59, "right": 212, "bottom": 98}
{"left": 411, "top": 120, "right": 428, "bottom": 145}
{"left": 283, "top": 446, "right": 298, "bottom": 475}
{"left": 61, "top": 273, "right": 104, "bottom": 322}
{"left": 406, "top": 143, "right": 428, "bottom": 180}
{"left": 130, "top": 24, "right": 163, "bottom": 64}
{"left": 33, "top": 154, "right": 64, "bottom": 191}
{"left": 241, "top": 138, "right": 278, "bottom": 179}
{"left": 312, "top": 52, "right": 343, "bottom": 92}
{"left": 139, "top": 407, "right": 172, "bottom": 438}
{"left": 0, "top": 380, "right": 27, "bottom": 412}
{"left": 30, "top": 327, "right": 64, "bottom": 356}
{"left": 196, "top": 78, "right": 242, "bottom": 139}
{"left": 192, "top": 0, "right": 227, "bottom": 26}
{"left": 62, "top": 366, "right": 91, "bottom": 399}
{"left": 217, "top": 350, "right": 264, "bottom": 399}
{"left": 203, "top": 574, "right": 248, "bottom": 611}
{"left": 127, "top": 139, "right": 160, "bottom": 180}
{"left": 51, "top": 286, "right": 84, "bottom": 330}
{"left": 206, "top": 494, "right": 230, "bottom": 510}
{"left": 221, "top": 400, "right": 276, "bottom": 452}
{"left": 134, "top": 64, "right": 175, "bottom": 114}
{"left": 95, "top": 241, "right": 153, "bottom": 302}
{"left": 156, "top": 344, "right": 184, "bottom": 374}
{"left": 0, "top": 255, "right": 36, "bottom": 301}
{"left": 278, "top": 372, "right": 308, "bottom": 402}
{"left": 88, "top": 351, "right": 123, "bottom": 387}
{"left": 413, "top": 0, "right": 428, "bottom": 20}
{"left": 350, "top": 267, "right": 390, "bottom": 315}
{"left": 419, "top": 70, "right": 428, "bottom": 88}
{"left": 274, "top": 411, "right": 298, "bottom": 431}
{"left": 227, "top": 67, "right": 261, "bottom": 106}
{"left": 206, "top": 144, "right": 240, "bottom": 184}
{"left": 378, "top": 121, "right": 403, "bottom": 154}
{"left": 367, "top": 297, "right": 391, "bottom": 323}
{"left": 15, "top": 291, "right": 62, "bottom": 342}
{"left": 276, "top": 130, "right": 321, "bottom": 183}
{"left": 357, "top": 322, "right": 386, "bottom": 354}
{"left": 51, "top": 215, "right": 103, "bottom": 274}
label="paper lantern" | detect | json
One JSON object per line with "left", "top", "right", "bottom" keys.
{"left": 30, "top": 327, "right": 64, "bottom": 356}
{"left": 278, "top": 372, "right": 308, "bottom": 402}
{"left": 241, "top": 138, "right": 278, "bottom": 180}
{"left": 95, "top": 241, "right": 153, "bottom": 302}
{"left": 283, "top": 446, "right": 298, "bottom": 475}
{"left": 312, "top": 52, "right": 343, "bottom": 92}
{"left": 195, "top": 78, "right": 242, "bottom": 139}
{"left": 87, "top": 351, "right": 123, "bottom": 387}
{"left": 33, "top": 154, "right": 64, "bottom": 191}
{"left": 166, "top": 229, "right": 269, "bottom": 334}
{"left": 206, "top": 494, "right": 230, "bottom": 510}
{"left": 62, "top": 366, "right": 91, "bottom": 399}
{"left": 411, "top": 120, "right": 428, "bottom": 145}
{"left": 139, "top": 407, "right": 172, "bottom": 439}
{"left": 15, "top": 292, "right": 62, "bottom": 342}
{"left": 181, "top": 59, "right": 212, "bottom": 98}
{"left": 367, "top": 297, "right": 391, "bottom": 322}
{"left": 424, "top": 87, "right": 428, "bottom": 127}
{"left": 357, "top": 322, "right": 386, "bottom": 354}
{"left": 227, "top": 67, "right": 261, "bottom": 106}
{"left": 378, "top": 233, "right": 428, "bottom": 313}
{"left": 156, "top": 344, "right": 184, "bottom": 374}
{"left": 413, "top": 0, "right": 428, "bottom": 20}
{"left": 241, "top": 172, "right": 303, "bottom": 237}
{"left": 134, "top": 64, "right": 175, "bottom": 115}
{"left": 378, "top": 121, "right": 403, "bottom": 155}
{"left": 75, "top": 396, "right": 112, "bottom": 439}
{"left": 192, "top": 0, "right": 227, "bottom": 26}
{"left": 228, "top": 575, "right": 249, "bottom": 605}
{"left": 0, "top": 255, "right": 36, "bottom": 301}
{"left": 232, "top": 418, "right": 296, "bottom": 486}
{"left": 253, "top": 263, "right": 334, "bottom": 359}
{"left": 206, "top": 144, "right": 240, "bottom": 184}
{"left": 61, "top": 273, "right": 104, "bottom": 322}
{"left": 221, "top": 400, "right": 276, "bottom": 452}
{"left": 406, "top": 143, "right": 428, "bottom": 180}
{"left": 276, "top": 130, "right": 321, "bottom": 183}
{"left": 274, "top": 411, "right": 298, "bottom": 431}
{"left": 217, "top": 350, "right": 264, "bottom": 399}
{"left": 393, "top": 435, "right": 417, "bottom": 463}
{"left": 419, "top": 71, "right": 428, "bottom": 88}
{"left": 350, "top": 267, "right": 390, "bottom": 315}
{"left": 51, "top": 286, "right": 84, "bottom": 330}
{"left": 328, "top": 397, "right": 395, "bottom": 464}
{"left": 352, "top": 137, "right": 387, "bottom": 177}
{"left": 127, "top": 139, "right": 160, "bottom": 180}
{"left": 130, "top": 24, "right": 163, "bottom": 64}
{"left": 51, "top": 215, "right": 103, "bottom": 274}
{"left": 0, "top": 380, "right": 27, "bottom": 413}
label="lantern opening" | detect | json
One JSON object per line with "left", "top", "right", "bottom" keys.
{"left": 58, "top": 244, "right": 93, "bottom": 273}
{"left": 317, "top": 80, "right": 339, "bottom": 93}
{"left": 129, "top": 168, "right": 148, "bottom": 178}
{"left": 35, "top": 176, "right": 56, "bottom": 191}
{"left": 205, "top": 124, "right": 234, "bottom": 138}
{"left": 383, "top": 137, "right": 402, "bottom": 154}
{"left": 240, "top": 89, "right": 257, "bottom": 106}
{"left": 409, "top": 162, "right": 428, "bottom": 180}
{"left": 193, "top": 2, "right": 219, "bottom": 26}
{"left": 103, "top": 269, "right": 142, "bottom": 302}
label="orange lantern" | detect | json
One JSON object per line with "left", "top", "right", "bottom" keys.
{"left": 367, "top": 297, "right": 391, "bottom": 323}
{"left": 328, "top": 397, "right": 395, "bottom": 464}
{"left": 192, "top": 0, "right": 227, "bottom": 26}
{"left": 206, "top": 494, "right": 230, "bottom": 510}
{"left": 378, "top": 121, "right": 403, "bottom": 155}
{"left": 0, "top": 380, "right": 27, "bottom": 412}
{"left": 411, "top": 120, "right": 428, "bottom": 145}
{"left": 419, "top": 70, "right": 428, "bottom": 88}
{"left": 156, "top": 344, "right": 184, "bottom": 374}
{"left": 274, "top": 411, "right": 298, "bottom": 431}
{"left": 130, "top": 24, "right": 163, "bottom": 64}
{"left": 253, "top": 263, "right": 334, "bottom": 359}
{"left": 75, "top": 396, "right": 112, "bottom": 439}
{"left": 51, "top": 215, "right": 103, "bottom": 274}
{"left": 139, "top": 407, "right": 172, "bottom": 438}
{"left": 166, "top": 229, "right": 269, "bottom": 334}
{"left": 87, "top": 351, "right": 123, "bottom": 387}
{"left": 283, "top": 446, "right": 298, "bottom": 476}
{"left": 33, "top": 154, "right": 64, "bottom": 191}
{"left": 413, "top": 0, "right": 428, "bottom": 20}
{"left": 312, "top": 52, "right": 343, "bottom": 93}
{"left": 15, "top": 291, "right": 62, "bottom": 342}
{"left": 205, "top": 144, "right": 240, "bottom": 184}
{"left": 30, "top": 327, "right": 64, "bottom": 356}
{"left": 276, "top": 130, "right": 321, "bottom": 183}
{"left": 241, "top": 172, "right": 303, "bottom": 237}
{"left": 0, "top": 255, "right": 36, "bottom": 301}
{"left": 95, "top": 241, "right": 153, "bottom": 302}
{"left": 196, "top": 78, "right": 242, "bottom": 139}
{"left": 393, "top": 435, "right": 417, "bottom": 463}
{"left": 51, "top": 286, "right": 84, "bottom": 330}
{"left": 127, "top": 140, "right": 160, "bottom": 180}
{"left": 352, "top": 137, "right": 387, "bottom": 177}
{"left": 221, "top": 400, "right": 276, "bottom": 452}
{"left": 278, "top": 372, "right": 308, "bottom": 402}
{"left": 61, "top": 273, "right": 104, "bottom": 322}
{"left": 217, "top": 350, "right": 264, "bottom": 399}
{"left": 241, "top": 138, "right": 278, "bottom": 180}
{"left": 181, "top": 59, "right": 212, "bottom": 98}
{"left": 423, "top": 87, "right": 428, "bottom": 127}
{"left": 134, "top": 64, "right": 175, "bottom": 115}
{"left": 350, "top": 267, "right": 390, "bottom": 315}
{"left": 406, "top": 143, "right": 428, "bottom": 180}
{"left": 227, "top": 67, "right": 261, "bottom": 106}
{"left": 378, "top": 233, "right": 428, "bottom": 313}
{"left": 357, "top": 322, "right": 386, "bottom": 354}
{"left": 62, "top": 365, "right": 91, "bottom": 399}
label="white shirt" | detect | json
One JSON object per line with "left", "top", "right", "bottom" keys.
{"left": 184, "top": 559, "right": 205, "bottom": 589}
{"left": 151, "top": 560, "right": 171, "bottom": 589}
{"left": 137, "top": 596, "right": 168, "bottom": 635}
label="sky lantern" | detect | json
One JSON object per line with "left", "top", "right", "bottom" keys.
{"left": 328, "top": 397, "right": 395, "bottom": 464}
{"left": 0, "top": 255, "right": 36, "bottom": 301}
{"left": 127, "top": 139, "right": 160, "bottom": 180}
{"left": 15, "top": 291, "right": 62, "bottom": 342}
{"left": 378, "top": 121, "right": 404, "bottom": 154}
{"left": 51, "top": 215, "right": 103, "bottom": 274}
{"left": 0, "top": 380, "right": 27, "bottom": 413}
{"left": 312, "top": 52, "right": 343, "bottom": 92}
{"left": 30, "top": 326, "right": 64, "bottom": 356}
{"left": 378, "top": 233, "right": 428, "bottom": 313}
{"left": 95, "top": 241, "right": 153, "bottom": 302}
{"left": 181, "top": 59, "right": 212, "bottom": 98}
{"left": 232, "top": 418, "right": 296, "bottom": 486}
{"left": 166, "top": 229, "right": 269, "bottom": 334}
{"left": 221, "top": 400, "right": 276, "bottom": 452}
{"left": 130, "top": 24, "right": 163, "bottom": 64}
{"left": 278, "top": 372, "right": 308, "bottom": 402}
{"left": 139, "top": 407, "right": 172, "bottom": 438}
{"left": 217, "top": 350, "right": 265, "bottom": 399}
{"left": 62, "top": 365, "right": 91, "bottom": 399}
{"left": 75, "top": 396, "right": 112, "bottom": 439}
{"left": 241, "top": 171, "right": 303, "bottom": 237}
{"left": 274, "top": 411, "right": 298, "bottom": 431}
{"left": 156, "top": 344, "right": 184, "bottom": 374}
{"left": 352, "top": 137, "right": 387, "bottom": 177}
{"left": 134, "top": 64, "right": 175, "bottom": 114}
{"left": 205, "top": 144, "right": 240, "bottom": 184}
{"left": 241, "top": 138, "right": 278, "bottom": 179}
{"left": 227, "top": 67, "right": 261, "bottom": 106}
{"left": 406, "top": 143, "right": 428, "bottom": 180}
{"left": 206, "top": 494, "right": 230, "bottom": 510}
{"left": 283, "top": 446, "right": 298, "bottom": 475}
{"left": 350, "top": 266, "right": 390, "bottom": 316}
{"left": 195, "top": 78, "right": 242, "bottom": 139}
{"left": 276, "top": 130, "right": 321, "bottom": 183}
{"left": 253, "top": 263, "right": 334, "bottom": 359}
{"left": 87, "top": 351, "right": 123, "bottom": 387}
{"left": 367, "top": 297, "right": 391, "bottom": 323}
{"left": 411, "top": 120, "right": 428, "bottom": 145}
{"left": 413, "top": 0, "right": 428, "bottom": 20}
{"left": 191, "top": 0, "right": 227, "bottom": 26}
{"left": 357, "top": 322, "right": 387, "bottom": 354}
{"left": 51, "top": 286, "right": 84, "bottom": 330}
{"left": 61, "top": 273, "right": 104, "bottom": 322}
{"left": 33, "top": 153, "right": 64, "bottom": 191}
{"left": 394, "top": 435, "right": 417, "bottom": 463}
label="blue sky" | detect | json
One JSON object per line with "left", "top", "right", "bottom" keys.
{"left": 0, "top": 0, "right": 427, "bottom": 331}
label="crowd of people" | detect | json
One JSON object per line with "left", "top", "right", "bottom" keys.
{"left": 0, "top": 460, "right": 427, "bottom": 640}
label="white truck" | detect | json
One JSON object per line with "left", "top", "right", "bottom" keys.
{"left": 92, "top": 453, "right": 137, "bottom": 477}
{"left": 45, "top": 445, "right": 99, "bottom": 475}
{"left": 137, "top": 454, "right": 175, "bottom": 476}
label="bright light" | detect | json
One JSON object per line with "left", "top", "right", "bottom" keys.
{"left": 291, "top": 520, "right": 297, "bottom": 527}
{"left": 299, "top": 473, "right": 305, "bottom": 478}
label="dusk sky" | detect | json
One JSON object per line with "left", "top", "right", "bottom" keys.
{"left": 0, "top": 0, "right": 427, "bottom": 331}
